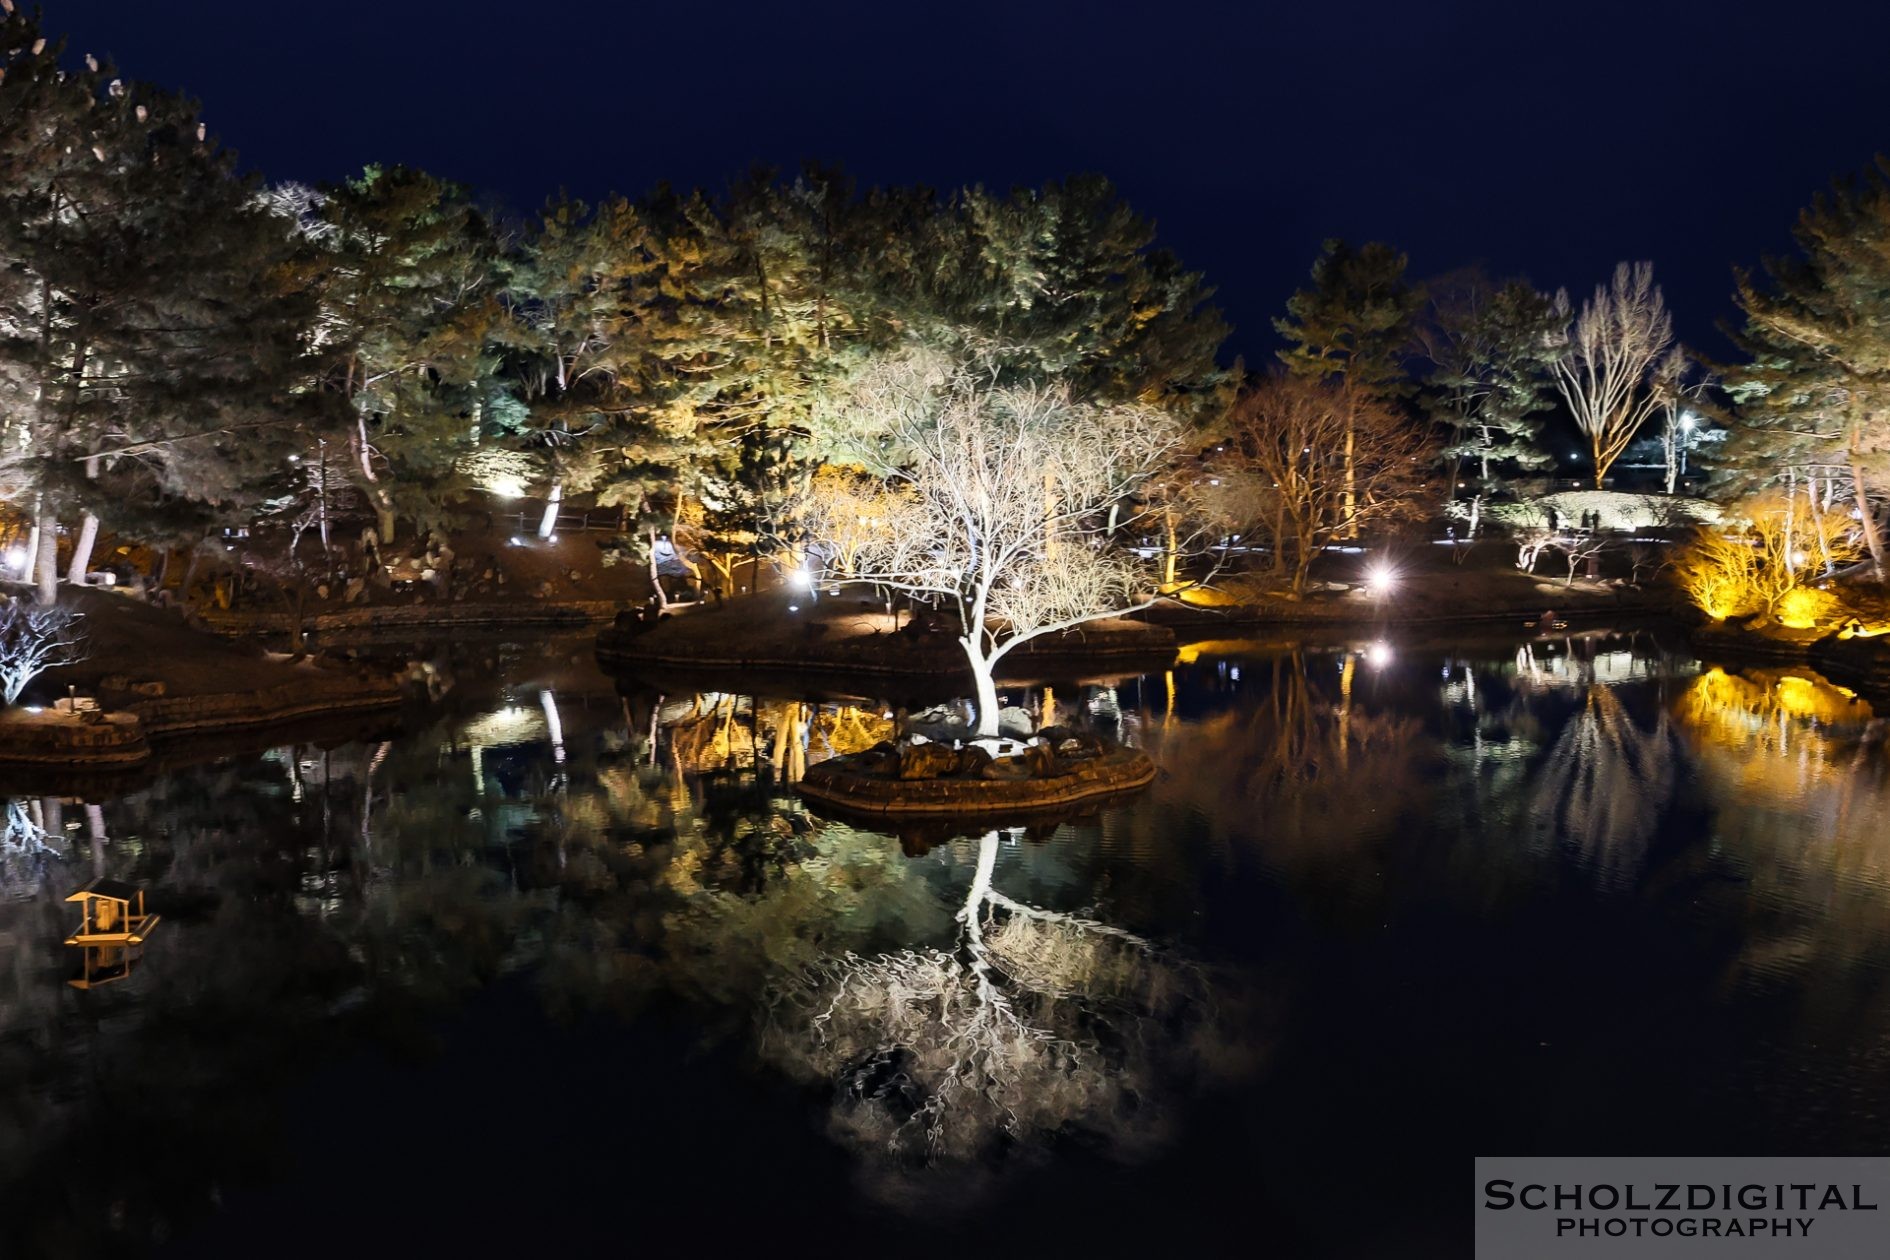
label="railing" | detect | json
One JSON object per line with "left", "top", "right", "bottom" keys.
{"left": 500, "top": 507, "right": 628, "bottom": 534}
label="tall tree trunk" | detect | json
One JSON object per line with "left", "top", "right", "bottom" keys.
{"left": 1852, "top": 454, "right": 1886, "bottom": 583}
{"left": 317, "top": 438, "right": 331, "bottom": 557}
{"left": 19, "top": 514, "right": 39, "bottom": 582}
{"left": 538, "top": 481, "right": 562, "bottom": 539}
{"left": 1162, "top": 509, "right": 1179, "bottom": 587}
{"left": 67, "top": 454, "right": 101, "bottom": 585}
{"left": 1342, "top": 410, "right": 1359, "bottom": 538}
{"left": 33, "top": 513, "right": 58, "bottom": 607}
{"left": 66, "top": 512, "right": 98, "bottom": 586}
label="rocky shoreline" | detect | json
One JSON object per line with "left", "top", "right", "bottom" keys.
{"left": 0, "top": 590, "right": 408, "bottom": 770}
{"left": 0, "top": 670, "right": 404, "bottom": 770}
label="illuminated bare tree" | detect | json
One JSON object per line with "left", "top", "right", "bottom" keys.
{"left": 815, "top": 352, "right": 1180, "bottom": 738}
{"left": 1653, "top": 347, "right": 1709, "bottom": 494}
{"left": 1553, "top": 263, "right": 1673, "bottom": 487}
{"left": 1221, "top": 374, "right": 1431, "bottom": 595}
{"left": 798, "top": 466, "right": 912, "bottom": 580}
{"left": 0, "top": 603, "right": 88, "bottom": 706}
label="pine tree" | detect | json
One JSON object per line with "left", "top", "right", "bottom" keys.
{"left": 1276, "top": 239, "right": 1423, "bottom": 535}
{"left": 313, "top": 165, "right": 500, "bottom": 544}
{"left": 1418, "top": 273, "right": 1562, "bottom": 530}
{"left": 500, "top": 193, "right": 667, "bottom": 536}
{"left": 0, "top": 12, "right": 322, "bottom": 598}
{"left": 1721, "top": 157, "right": 1890, "bottom": 582}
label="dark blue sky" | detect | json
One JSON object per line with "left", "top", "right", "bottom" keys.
{"left": 43, "top": 0, "right": 1890, "bottom": 363}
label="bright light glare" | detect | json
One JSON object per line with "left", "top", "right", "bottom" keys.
{"left": 3, "top": 547, "right": 24, "bottom": 572}
{"left": 485, "top": 475, "right": 525, "bottom": 500}
{"left": 790, "top": 570, "right": 814, "bottom": 591}
{"left": 508, "top": 536, "right": 525, "bottom": 547}
{"left": 1365, "top": 642, "right": 1393, "bottom": 668}
{"left": 1365, "top": 562, "right": 1397, "bottom": 597}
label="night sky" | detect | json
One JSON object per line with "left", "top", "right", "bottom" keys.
{"left": 42, "top": 0, "right": 1890, "bottom": 363}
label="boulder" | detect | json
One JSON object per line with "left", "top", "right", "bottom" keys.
{"left": 1039, "top": 724, "right": 1105, "bottom": 759}
{"left": 996, "top": 705, "right": 1035, "bottom": 739}
{"left": 906, "top": 703, "right": 972, "bottom": 743}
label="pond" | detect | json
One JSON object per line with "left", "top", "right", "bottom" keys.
{"left": 1, "top": 628, "right": 1887, "bottom": 1257}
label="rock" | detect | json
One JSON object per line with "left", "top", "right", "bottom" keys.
{"left": 906, "top": 704, "right": 971, "bottom": 743}
{"left": 898, "top": 741, "right": 962, "bottom": 780}
{"left": 1025, "top": 742, "right": 1058, "bottom": 776}
{"left": 128, "top": 679, "right": 166, "bottom": 697}
{"left": 996, "top": 706, "right": 1035, "bottom": 739}
{"left": 980, "top": 755, "right": 1033, "bottom": 781}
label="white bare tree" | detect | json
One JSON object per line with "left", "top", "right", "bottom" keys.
{"left": 0, "top": 602, "right": 88, "bottom": 705}
{"left": 1553, "top": 262, "right": 1674, "bottom": 488}
{"left": 814, "top": 352, "right": 1181, "bottom": 739}
{"left": 1653, "top": 347, "right": 1710, "bottom": 494}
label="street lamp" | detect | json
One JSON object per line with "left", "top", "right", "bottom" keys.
{"left": 1679, "top": 412, "right": 1697, "bottom": 479}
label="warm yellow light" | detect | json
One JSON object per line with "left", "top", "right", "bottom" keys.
{"left": 1775, "top": 586, "right": 1836, "bottom": 631}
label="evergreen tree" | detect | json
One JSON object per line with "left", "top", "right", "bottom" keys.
{"left": 1276, "top": 239, "right": 1422, "bottom": 397}
{"left": 1417, "top": 272, "right": 1562, "bottom": 531}
{"left": 313, "top": 165, "right": 500, "bottom": 544}
{"left": 0, "top": 12, "right": 322, "bottom": 599}
{"left": 917, "top": 175, "right": 1232, "bottom": 419}
{"left": 500, "top": 193, "right": 667, "bottom": 537}
{"left": 1275, "top": 239, "right": 1423, "bottom": 535}
{"left": 1721, "top": 157, "right": 1890, "bottom": 582}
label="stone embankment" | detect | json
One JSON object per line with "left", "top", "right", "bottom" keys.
{"left": 798, "top": 740, "right": 1158, "bottom": 816}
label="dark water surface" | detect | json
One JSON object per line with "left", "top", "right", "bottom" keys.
{"left": 2, "top": 629, "right": 1887, "bottom": 1257}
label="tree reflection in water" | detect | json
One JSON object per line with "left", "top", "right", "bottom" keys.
{"left": 1671, "top": 666, "right": 1890, "bottom": 1001}
{"left": 1531, "top": 686, "right": 1681, "bottom": 884}
{"left": 758, "top": 827, "right": 1219, "bottom": 1200}
{"left": 1140, "top": 648, "right": 1432, "bottom": 855}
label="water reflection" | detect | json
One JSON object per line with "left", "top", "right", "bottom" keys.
{"left": 1, "top": 633, "right": 1888, "bottom": 1254}
{"left": 759, "top": 827, "right": 1221, "bottom": 1201}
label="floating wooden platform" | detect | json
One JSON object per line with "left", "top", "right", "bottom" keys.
{"left": 64, "top": 878, "right": 161, "bottom": 946}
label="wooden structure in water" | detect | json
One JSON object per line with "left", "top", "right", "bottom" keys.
{"left": 68, "top": 943, "right": 144, "bottom": 990}
{"left": 64, "top": 878, "right": 160, "bottom": 947}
